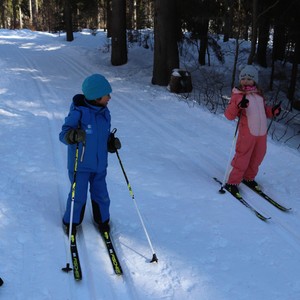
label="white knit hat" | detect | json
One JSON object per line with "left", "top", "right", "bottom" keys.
{"left": 239, "top": 65, "right": 258, "bottom": 83}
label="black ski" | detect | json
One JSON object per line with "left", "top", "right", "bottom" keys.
{"left": 213, "top": 177, "right": 270, "bottom": 222}
{"left": 62, "top": 233, "right": 82, "bottom": 281}
{"left": 0, "top": 278, "right": 3, "bottom": 286}
{"left": 100, "top": 231, "right": 123, "bottom": 276}
{"left": 242, "top": 180, "right": 291, "bottom": 212}
{"left": 70, "top": 234, "right": 82, "bottom": 280}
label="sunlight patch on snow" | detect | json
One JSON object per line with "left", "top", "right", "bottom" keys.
{"left": 8, "top": 67, "right": 38, "bottom": 74}
{"left": 81, "top": 29, "right": 94, "bottom": 35}
{"left": 0, "top": 207, "right": 11, "bottom": 229}
{"left": 20, "top": 42, "right": 36, "bottom": 49}
{"left": 0, "top": 88, "right": 8, "bottom": 94}
{"left": 14, "top": 100, "right": 41, "bottom": 108}
{"left": 0, "top": 29, "right": 58, "bottom": 42}
{"left": 0, "top": 108, "right": 18, "bottom": 117}
{"left": 19, "top": 43, "right": 65, "bottom": 51}
{"left": 4, "top": 100, "right": 59, "bottom": 120}
{"left": 34, "top": 44, "right": 65, "bottom": 51}
{"left": 0, "top": 40, "right": 16, "bottom": 45}
{"left": 0, "top": 29, "right": 36, "bottom": 39}
{"left": 8, "top": 100, "right": 59, "bottom": 120}
{"left": 32, "top": 75, "right": 51, "bottom": 82}
{"left": 33, "top": 110, "right": 56, "bottom": 119}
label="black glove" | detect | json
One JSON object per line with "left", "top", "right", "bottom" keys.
{"left": 238, "top": 95, "right": 249, "bottom": 108}
{"left": 272, "top": 103, "right": 281, "bottom": 116}
{"left": 65, "top": 128, "right": 86, "bottom": 144}
{"left": 107, "top": 132, "right": 121, "bottom": 153}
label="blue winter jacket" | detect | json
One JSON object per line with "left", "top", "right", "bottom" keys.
{"left": 59, "top": 94, "right": 111, "bottom": 173}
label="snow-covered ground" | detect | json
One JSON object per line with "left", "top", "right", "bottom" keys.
{"left": 1, "top": 29, "right": 300, "bottom": 300}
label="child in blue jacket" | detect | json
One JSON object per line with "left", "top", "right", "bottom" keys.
{"left": 59, "top": 74, "right": 120, "bottom": 234}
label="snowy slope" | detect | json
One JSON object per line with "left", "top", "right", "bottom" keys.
{"left": 0, "top": 29, "right": 300, "bottom": 300}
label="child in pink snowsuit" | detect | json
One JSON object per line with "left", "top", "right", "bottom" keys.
{"left": 224, "top": 65, "right": 281, "bottom": 195}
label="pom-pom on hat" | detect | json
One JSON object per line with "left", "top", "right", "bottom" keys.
{"left": 82, "top": 74, "right": 112, "bottom": 100}
{"left": 239, "top": 65, "right": 258, "bottom": 84}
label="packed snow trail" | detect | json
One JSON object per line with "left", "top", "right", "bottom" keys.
{"left": 0, "top": 30, "right": 134, "bottom": 300}
{"left": 1, "top": 29, "right": 300, "bottom": 300}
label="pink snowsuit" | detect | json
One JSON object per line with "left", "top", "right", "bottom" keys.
{"left": 225, "top": 87, "right": 274, "bottom": 185}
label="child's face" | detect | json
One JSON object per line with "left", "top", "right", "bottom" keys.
{"left": 94, "top": 94, "right": 111, "bottom": 107}
{"left": 240, "top": 78, "right": 255, "bottom": 86}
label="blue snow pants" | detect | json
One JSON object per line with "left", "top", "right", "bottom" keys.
{"left": 63, "top": 170, "right": 110, "bottom": 226}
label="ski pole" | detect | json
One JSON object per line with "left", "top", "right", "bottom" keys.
{"left": 219, "top": 115, "right": 241, "bottom": 194}
{"left": 62, "top": 141, "right": 80, "bottom": 273}
{"left": 112, "top": 130, "right": 158, "bottom": 263}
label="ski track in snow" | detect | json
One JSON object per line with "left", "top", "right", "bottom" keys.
{"left": 0, "top": 31, "right": 225, "bottom": 299}
{"left": 1, "top": 30, "right": 300, "bottom": 300}
{"left": 28, "top": 47, "right": 137, "bottom": 299}
{"left": 0, "top": 33, "right": 135, "bottom": 300}
{"left": 241, "top": 185, "right": 300, "bottom": 255}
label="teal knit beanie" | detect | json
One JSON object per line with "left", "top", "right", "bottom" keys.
{"left": 82, "top": 74, "right": 112, "bottom": 100}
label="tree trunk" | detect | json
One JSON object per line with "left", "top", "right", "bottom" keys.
{"left": 19, "top": 5, "right": 23, "bottom": 29}
{"left": 248, "top": 0, "right": 258, "bottom": 64}
{"left": 257, "top": 14, "right": 270, "bottom": 67}
{"left": 287, "top": 34, "right": 300, "bottom": 103}
{"left": 198, "top": 19, "right": 209, "bottom": 66}
{"left": 35, "top": 0, "right": 39, "bottom": 14}
{"left": 231, "top": 38, "right": 240, "bottom": 89}
{"left": 64, "top": 0, "right": 74, "bottom": 41}
{"left": 12, "top": 0, "right": 18, "bottom": 29}
{"left": 106, "top": 0, "right": 112, "bottom": 37}
{"left": 128, "top": 0, "right": 134, "bottom": 30}
{"left": 33, "top": 0, "right": 39, "bottom": 29}
{"left": 272, "top": 22, "right": 286, "bottom": 61}
{"left": 223, "top": 0, "right": 234, "bottom": 42}
{"left": 111, "top": 0, "right": 127, "bottom": 66}
{"left": 270, "top": 0, "right": 290, "bottom": 90}
{"left": 29, "top": 0, "right": 33, "bottom": 27}
{"left": 152, "top": 0, "right": 179, "bottom": 86}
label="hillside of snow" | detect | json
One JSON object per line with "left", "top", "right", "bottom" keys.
{"left": 0, "top": 29, "right": 300, "bottom": 300}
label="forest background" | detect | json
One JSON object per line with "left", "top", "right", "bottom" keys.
{"left": 1, "top": 0, "right": 300, "bottom": 149}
